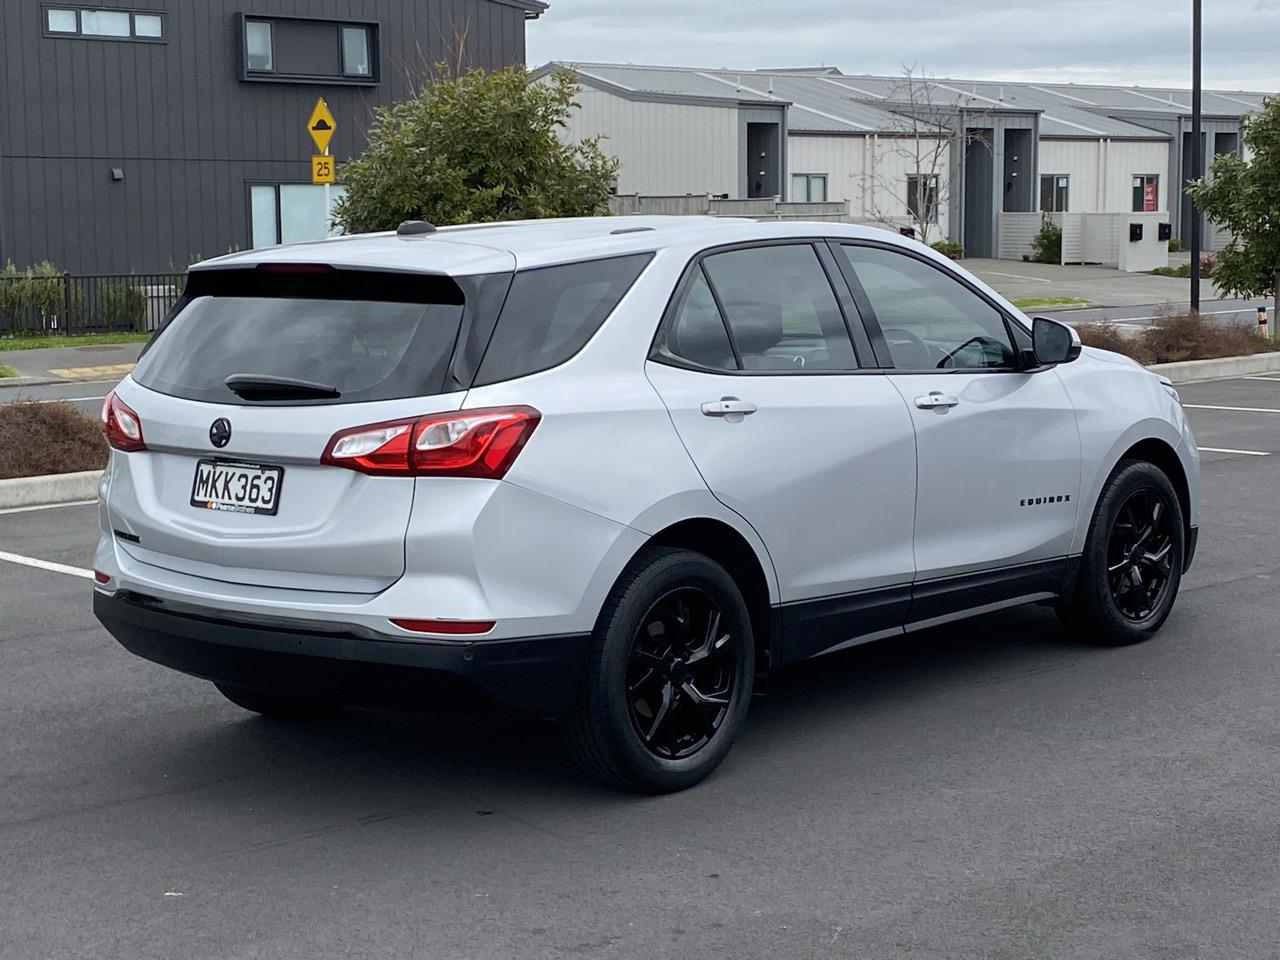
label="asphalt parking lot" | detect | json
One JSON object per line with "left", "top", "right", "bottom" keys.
{"left": 2, "top": 376, "right": 1279, "bottom": 960}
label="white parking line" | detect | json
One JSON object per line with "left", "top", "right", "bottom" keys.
{"left": 1103, "top": 308, "right": 1253, "bottom": 324}
{"left": 977, "top": 270, "right": 1052, "bottom": 284}
{"left": 1241, "top": 376, "right": 1280, "bottom": 382}
{"left": 0, "top": 549, "right": 94, "bottom": 580}
{"left": 1198, "top": 447, "right": 1271, "bottom": 457}
{"left": 1183, "top": 403, "right": 1280, "bottom": 414}
{"left": 0, "top": 499, "right": 97, "bottom": 516}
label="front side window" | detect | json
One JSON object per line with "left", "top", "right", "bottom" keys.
{"left": 838, "top": 244, "right": 1015, "bottom": 371}
{"left": 907, "top": 174, "right": 940, "bottom": 223}
{"left": 475, "top": 255, "right": 654, "bottom": 386}
{"left": 1133, "top": 174, "right": 1159, "bottom": 212}
{"left": 342, "top": 26, "right": 371, "bottom": 77}
{"left": 245, "top": 20, "right": 273, "bottom": 71}
{"left": 1041, "top": 175, "right": 1069, "bottom": 213}
{"left": 791, "top": 174, "right": 828, "bottom": 203}
{"left": 700, "top": 244, "right": 857, "bottom": 371}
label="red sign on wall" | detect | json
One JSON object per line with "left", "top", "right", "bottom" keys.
{"left": 1143, "top": 179, "right": 1158, "bottom": 212}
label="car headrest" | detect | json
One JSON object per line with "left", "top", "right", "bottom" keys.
{"left": 724, "top": 302, "right": 784, "bottom": 356}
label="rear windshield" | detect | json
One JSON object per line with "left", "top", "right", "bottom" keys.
{"left": 132, "top": 269, "right": 466, "bottom": 405}
{"left": 474, "top": 253, "right": 653, "bottom": 386}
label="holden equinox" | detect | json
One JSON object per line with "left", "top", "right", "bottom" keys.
{"left": 94, "top": 217, "right": 1199, "bottom": 792}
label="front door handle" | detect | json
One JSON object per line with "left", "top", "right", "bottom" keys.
{"left": 701, "top": 397, "right": 758, "bottom": 418}
{"left": 914, "top": 391, "right": 960, "bottom": 410}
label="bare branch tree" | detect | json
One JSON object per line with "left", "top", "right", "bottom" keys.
{"left": 861, "top": 65, "right": 991, "bottom": 248}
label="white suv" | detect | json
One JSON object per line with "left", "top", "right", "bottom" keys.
{"left": 94, "top": 217, "right": 1200, "bottom": 792}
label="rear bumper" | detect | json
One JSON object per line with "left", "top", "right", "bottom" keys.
{"left": 94, "top": 590, "right": 590, "bottom": 717}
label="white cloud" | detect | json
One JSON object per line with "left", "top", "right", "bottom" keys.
{"left": 527, "top": 0, "right": 1278, "bottom": 90}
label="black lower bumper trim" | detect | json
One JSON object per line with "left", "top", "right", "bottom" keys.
{"left": 1185, "top": 526, "right": 1199, "bottom": 573}
{"left": 94, "top": 591, "right": 590, "bottom": 717}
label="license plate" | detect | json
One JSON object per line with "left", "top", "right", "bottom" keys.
{"left": 190, "top": 460, "right": 284, "bottom": 516}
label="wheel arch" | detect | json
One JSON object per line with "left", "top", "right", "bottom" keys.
{"left": 632, "top": 517, "right": 779, "bottom": 676}
{"left": 1117, "top": 437, "right": 1194, "bottom": 560}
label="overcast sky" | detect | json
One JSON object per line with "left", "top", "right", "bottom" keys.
{"left": 527, "top": 0, "right": 1280, "bottom": 91}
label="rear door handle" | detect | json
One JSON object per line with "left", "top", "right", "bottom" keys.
{"left": 914, "top": 392, "right": 960, "bottom": 410}
{"left": 701, "top": 397, "right": 758, "bottom": 418}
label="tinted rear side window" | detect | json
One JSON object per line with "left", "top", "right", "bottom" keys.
{"left": 474, "top": 254, "right": 653, "bottom": 386}
{"left": 132, "top": 269, "right": 467, "bottom": 405}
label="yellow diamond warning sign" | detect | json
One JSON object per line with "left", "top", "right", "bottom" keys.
{"left": 307, "top": 98, "right": 336, "bottom": 153}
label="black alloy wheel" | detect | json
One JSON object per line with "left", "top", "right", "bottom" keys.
{"left": 1106, "top": 489, "right": 1177, "bottom": 621}
{"left": 626, "top": 587, "right": 737, "bottom": 760}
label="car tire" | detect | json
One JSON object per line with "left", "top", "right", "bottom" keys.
{"left": 214, "top": 683, "right": 341, "bottom": 720}
{"left": 1058, "top": 459, "right": 1185, "bottom": 645}
{"left": 563, "top": 547, "right": 755, "bottom": 793}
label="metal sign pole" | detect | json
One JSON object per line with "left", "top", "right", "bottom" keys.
{"left": 1190, "top": 0, "right": 1203, "bottom": 313}
{"left": 324, "top": 145, "right": 332, "bottom": 235}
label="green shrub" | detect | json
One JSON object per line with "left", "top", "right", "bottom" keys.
{"left": 0, "top": 260, "right": 68, "bottom": 331}
{"left": 96, "top": 280, "right": 147, "bottom": 330}
{"left": 1167, "top": 237, "right": 1182, "bottom": 252}
{"left": 930, "top": 241, "right": 964, "bottom": 260}
{"left": 1030, "top": 216, "right": 1062, "bottom": 264}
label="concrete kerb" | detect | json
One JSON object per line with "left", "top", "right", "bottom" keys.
{"left": 0, "top": 471, "right": 102, "bottom": 510}
{"left": 1148, "top": 351, "right": 1280, "bottom": 384}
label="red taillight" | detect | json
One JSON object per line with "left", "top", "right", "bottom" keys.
{"left": 101, "top": 390, "right": 146, "bottom": 452}
{"left": 389, "top": 618, "right": 496, "bottom": 636}
{"left": 256, "top": 262, "right": 334, "bottom": 274}
{"left": 321, "top": 406, "right": 540, "bottom": 479}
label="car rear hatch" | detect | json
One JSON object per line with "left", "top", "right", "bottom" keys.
{"left": 106, "top": 262, "right": 510, "bottom": 594}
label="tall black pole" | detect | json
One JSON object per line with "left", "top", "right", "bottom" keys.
{"left": 1190, "top": 0, "right": 1203, "bottom": 312}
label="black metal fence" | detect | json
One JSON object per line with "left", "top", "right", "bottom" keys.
{"left": 0, "top": 272, "right": 185, "bottom": 337}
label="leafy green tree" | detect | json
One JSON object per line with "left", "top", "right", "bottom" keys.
{"left": 1187, "top": 96, "right": 1280, "bottom": 332}
{"left": 333, "top": 67, "right": 618, "bottom": 233}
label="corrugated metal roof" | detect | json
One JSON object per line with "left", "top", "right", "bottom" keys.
{"left": 548, "top": 62, "right": 1272, "bottom": 140}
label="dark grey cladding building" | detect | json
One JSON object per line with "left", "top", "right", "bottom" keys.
{"left": 0, "top": 0, "right": 546, "bottom": 274}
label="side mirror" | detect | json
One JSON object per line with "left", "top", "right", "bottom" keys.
{"left": 1032, "top": 317, "right": 1082, "bottom": 367}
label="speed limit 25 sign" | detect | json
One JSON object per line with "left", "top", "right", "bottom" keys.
{"left": 311, "top": 155, "right": 335, "bottom": 185}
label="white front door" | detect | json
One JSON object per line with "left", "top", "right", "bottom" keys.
{"left": 833, "top": 242, "right": 1081, "bottom": 583}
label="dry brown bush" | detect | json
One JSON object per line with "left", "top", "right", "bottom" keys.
{"left": 1075, "top": 312, "right": 1275, "bottom": 365}
{"left": 0, "top": 400, "right": 107, "bottom": 480}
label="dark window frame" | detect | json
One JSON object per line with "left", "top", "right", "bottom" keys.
{"left": 649, "top": 239, "right": 873, "bottom": 377}
{"left": 830, "top": 239, "right": 1031, "bottom": 375}
{"left": 791, "top": 173, "right": 829, "bottom": 203}
{"left": 1040, "top": 174, "right": 1070, "bottom": 213}
{"left": 340, "top": 25, "right": 373, "bottom": 79}
{"left": 907, "top": 173, "right": 940, "bottom": 224}
{"left": 1132, "top": 173, "right": 1160, "bottom": 213}
{"left": 236, "top": 13, "right": 380, "bottom": 86}
{"left": 42, "top": 4, "right": 167, "bottom": 43}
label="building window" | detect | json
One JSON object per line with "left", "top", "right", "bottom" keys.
{"left": 342, "top": 26, "right": 371, "bottom": 77}
{"left": 244, "top": 20, "right": 273, "bottom": 72}
{"left": 907, "top": 174, "right": 939, "bottom": 223}
{"left": 47, "top": 8, "right": 78, "bottom": 32}
{"left": 1133, "top": 174, "right": 1159, "bottom": 212}
{"left": 790, "top": 174, "right": 828, "bottom": 203}
{"left": 45, "top": 7, "right": 166, "bottom": 40}
{"left": 1040, "top": 175, "right": 1069, "bottom": 212}
{"left": 240, "top": 15, "right": 378, "bottom": 84}
{"left": 250, "top": 184, "right": 347, "bottom": 249}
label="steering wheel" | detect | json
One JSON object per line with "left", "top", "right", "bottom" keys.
{"left": 939, "top": 335, "right": 1006, "bottom": 369}
{"left": 880, "top": 327, "right": 932, "bottom": 368}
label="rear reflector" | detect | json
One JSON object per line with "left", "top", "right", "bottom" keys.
{"left": 322, "top": 406, "right": 540, "bottom": 479}
{"left": 94, "top": 571, "right": 111, "bottom": 584}
{"left": 101, "top": 390, "right": 146, "bottom": 452}
{"left": 390, "top": 619, "right": 496, "bottom": 636}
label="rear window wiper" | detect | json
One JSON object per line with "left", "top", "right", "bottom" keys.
{"left": 224, "top": 374, "right": 341, "bottom": 401}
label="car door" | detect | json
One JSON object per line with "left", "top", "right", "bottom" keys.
{"left": 831, "top": 241, "right": 1082, "bottom": 619}
{"left": 645, "top": 241, "right": 918, "bottom": 660}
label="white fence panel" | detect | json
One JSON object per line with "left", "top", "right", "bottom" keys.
{"left": 998, "top": 213, "right": 1055, "bottom": 261}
